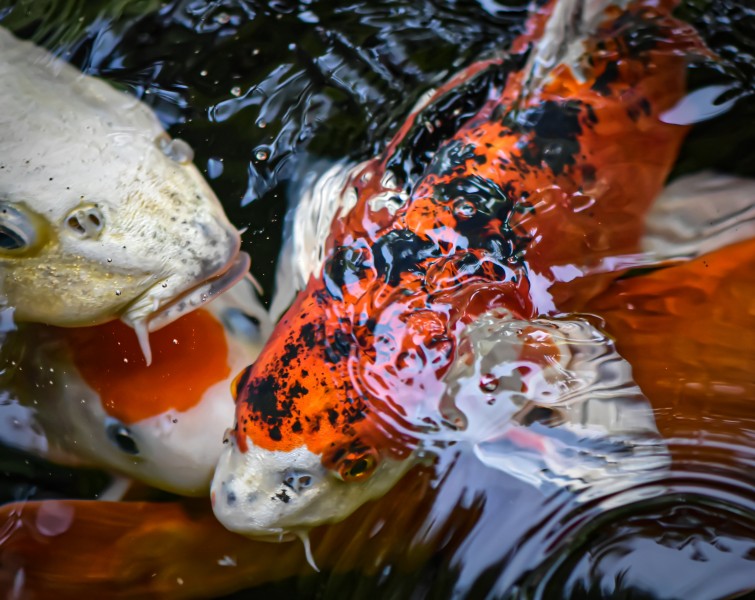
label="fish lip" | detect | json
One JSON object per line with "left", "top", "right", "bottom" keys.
{"left": 145, "top": 251, "right": 252, "bottom": 332}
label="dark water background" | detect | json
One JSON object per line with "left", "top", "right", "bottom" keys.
{"left": 0, "top": 0, "right": 754, "bottom": 598}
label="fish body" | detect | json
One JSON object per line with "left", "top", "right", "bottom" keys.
{"left": 2, "top": 236, "right": 753, "bottom": 597}
{"left": 212, "top": 0, "right": 706, "bottom": 536}
{"left": 0, "top": 27, "right": 247, "bottom": 360}
{"left": 0, "top": 279, "right": 271, "bottom": 496}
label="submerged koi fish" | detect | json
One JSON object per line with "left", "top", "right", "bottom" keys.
{"left": 3, "top": 235, "right": 753, "bottom": 598}
{"left": 0, "top": 279, "right": 271, "bottom": 495}
{"left": 0, "top": 27, "right": 248, "bottom": 363}
{"left": 212, "top": 0, "right": 708, "bottom": 537}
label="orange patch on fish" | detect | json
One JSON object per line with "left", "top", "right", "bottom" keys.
{"left": 61, "top": 309, "right": 231, "bottom": 424}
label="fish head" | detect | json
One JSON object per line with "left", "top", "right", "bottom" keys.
{"left": 211, "top": 291, "right": 415, "bottom": 536}
{"left": 0, "top": 27, "right": 245, "bottom": 339}
{"left": 23, "top": 278, "right": 271, "bottom": 495}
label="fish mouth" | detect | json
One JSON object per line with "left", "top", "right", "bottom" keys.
{"left": 122, "top": 251, "right": 251, "bottom": 365}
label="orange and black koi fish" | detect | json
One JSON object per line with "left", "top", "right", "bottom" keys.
{"left": 212, "top": 0, "right": 708, "bottom": 538}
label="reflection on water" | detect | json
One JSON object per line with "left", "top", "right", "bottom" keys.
{"left": 0, "top": 0, "right": 754, "bottom": 598}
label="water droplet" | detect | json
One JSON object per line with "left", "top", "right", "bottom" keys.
{"left": 231, "top": 86, "right": 242, "bottom": 97}
{"left": 479, "top": 373, "right": 499, "bottom": 392}
{"left": 200, "top": 70, "right": 208, "bottom": 77}
{"left": 173, "top": 339, "right": 179, "bottom": 345}
{"left": 214, "top": 12, "right": 230, "bottom": 24}
{"left": 161, "top": 282, "right": 168, "bottom": 288}
{"left": 115, "top": 289, "right": 121, "bottom": 296}
{"left": 254, "top": 147, "right": 270, "bottom": 162}
{"left": 257, "top": 119, "right": 267, "bottom": 129}
{"left": 454, "top": 198, "right": 477, "bottom": 219}
{"left": 106, "top": 257, "right": 112, "bottom": 263}
{"left": 252, "top": 48, "right": 260, "bottom": 56}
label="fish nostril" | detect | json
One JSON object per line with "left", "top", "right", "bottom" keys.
{"left": 65, "top": 205, "right": 105, "bottom": 239}
{"left": 283, "top": 472, "right": 314, "bottom": 494}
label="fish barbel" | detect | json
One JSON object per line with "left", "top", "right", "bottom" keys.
{"left": 212, "top": 0, "right": 708, "bottom": 538}
{"left": 0, "top": 27, "right": 249, "bottom": 363}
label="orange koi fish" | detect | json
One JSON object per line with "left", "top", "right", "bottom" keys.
{"left": 0, "top": 279, "right": 271, "bottom": 496}
{"left": 3, "top": 237, "right": 753, "bottom": 599}
{"left": 212, "top": 0, "right": 708, "bottom": 537}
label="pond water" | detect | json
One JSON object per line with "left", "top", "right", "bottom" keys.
{"left": 0, "top": 0, "right": 753, "bottom": 598}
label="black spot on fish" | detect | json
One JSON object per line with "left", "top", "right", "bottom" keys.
{"left": 289, "top": 382, "right": 309, "bottom": 399}
{"left": 275, "top": 490, "right": 291, "bottom": 503}
{"left": 385, "top": 63, "right": 511, "bottom": 185}
{"left": 509, "top": 100, "right": 583, "bottom": 175}
{"left": 425, "top": 141, "right": 479, "bottom": 177}
{"left": 300, "top": 323, "right": 317, "bottom": 350}
{"left": 323, "top": 246, "right": 370, "bottom": 301}
{"left": 243, "top": 375, "right": 296, "bottom": 436}
{"left": 324, "top": 329, "right": 352, "bottom": 363}
{"left": 372, "top": 229, "right": 441, "bottom": 286}
{"left": 592, "top": 60, "right": 620, "bottom": 95}
{"left": 281, "top": 342, "right": 299, "bottom": 363}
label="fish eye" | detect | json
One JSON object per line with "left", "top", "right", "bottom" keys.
{"left": 336, "top": 450, "right": 379, "bottom": 482}
{"left": 65, "top": 204, "right": 105, "bottom": 240}
{"left": 0, "top": 202, "right": 38, "bottom": 253}
{"left": 105, "top": 420, "right": 140, "bottom": 455}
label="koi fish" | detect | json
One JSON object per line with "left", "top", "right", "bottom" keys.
{"left": 0, "top": 278, "right": 272, "bottom": 496}
{"left": 212, "top": 0, "right": 709, "bottom": 538}
{"left": 0, "top": 27, "right": 248, "bottom": 363}
{"left": 3, "top": 236, "right": 754, "bottom": 598}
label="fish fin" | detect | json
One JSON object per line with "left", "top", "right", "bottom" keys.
{"left": 0, "top": 499, "right": 307, "bottom": 597}
{"left": 271, "top": 160, "right": 357, "bottom": 322}
{"left": 643, "top": 170, "right": 755, "bottom": 261}
{"left": 521, "top": 0, "right": 633, "bottom": 96}
{"left": 445, "top": 311, "right": 669, "bottom": 493}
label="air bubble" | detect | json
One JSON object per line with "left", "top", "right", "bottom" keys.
{"left": 479, "top": 373, "right": 499, "bottom": 392}
{"left": 454, "top": 199, "right": 477, "bottom": 219}
{"left": 254, "top": 148, "right": 270, "bottom": 161}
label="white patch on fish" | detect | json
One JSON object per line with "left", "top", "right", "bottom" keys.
{"left": 0, "top": 278, "right": 272, "bottom": 496}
